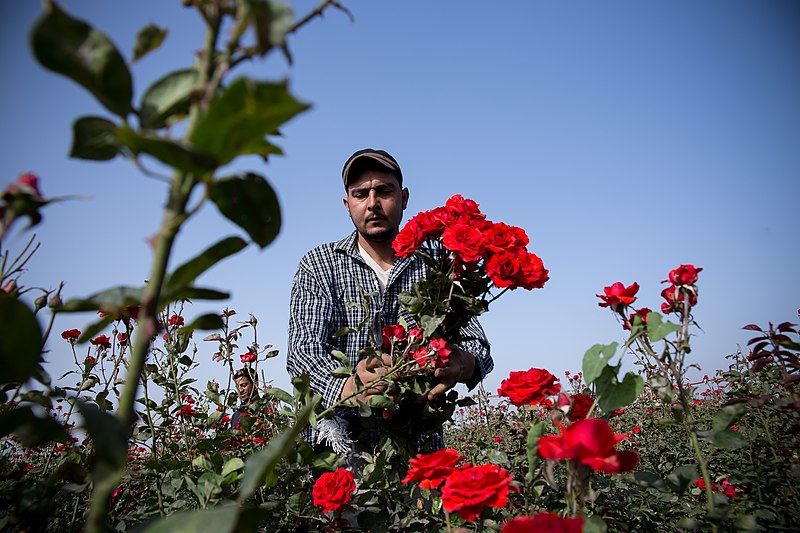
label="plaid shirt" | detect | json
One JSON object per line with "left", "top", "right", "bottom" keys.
{"left": 287, "top": 230, "right": 493, "bottom": 415}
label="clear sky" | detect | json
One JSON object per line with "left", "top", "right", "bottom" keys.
{"left": 2, "top": 0, "right": 798, "bottom": 396}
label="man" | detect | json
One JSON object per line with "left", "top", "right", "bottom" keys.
{"left": 231, "top": 368, "right": 260, "bottom": 429}
{"left": 287, "top": 148, "right": 492, "bottom": 454}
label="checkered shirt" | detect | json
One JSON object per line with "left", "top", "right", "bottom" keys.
{"left": 286, "top": 231, "right": 493, "bottom": 438}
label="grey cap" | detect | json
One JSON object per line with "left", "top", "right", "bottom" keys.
{"left": 341, "top": 148, "right": 403, "bottom": 189}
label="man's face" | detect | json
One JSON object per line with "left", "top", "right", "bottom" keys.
{"left": 343, "top": 170, "right": 409, "bottom": 243}
{"left": 235, "top": 376, "right": 254, "bottom": 403}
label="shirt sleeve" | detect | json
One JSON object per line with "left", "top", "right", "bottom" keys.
{"left": 286, "top": 258, "right": 347, "bottom": 409}
{"left": 456, "top": 314, "right": 493, "bottom": 390}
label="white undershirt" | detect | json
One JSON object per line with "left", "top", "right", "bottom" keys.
{"left": 358, "top": 243, "right": 392, "bottom": 291}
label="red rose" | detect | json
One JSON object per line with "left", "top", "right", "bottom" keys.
{"left": 442, "top": 222, "right": 486, "bottom": 263}
{"left": 624, "top": 307, "right": 652, "bottom": 331}
{"left": 90, "top": 335, "right": 111, "bottom": 348}
{"left": 482, "top": 222, "right": 529, "bottom": 254}
{"left": 493, "top": 436, "right": 503, "bottom": 443}
{"left": 407, "top": 327, "right": 422, "bottom": 342}
{"left": 441, "top": 463, "right": 513, "bottom": 522}
{"left": 721, "top": 478, "right": 738, "bottom": 499}
{"left": 312, "top": 468, "right": 356, "bottom": 513}
{"left": 695, "top": 477, "right": 718, "bottom": 492}
{"left": 485, "top": 250, "right": 523, "bottom": 289}
{"left": 445, "top": 194, "right": 485, "bottom": 223}
{"left": 402, "top": 448, "right": 464, "bottom": 489}
{"left": 178, "top": 404, "right": 196, "bottom": 417}
{"left": 632, "top": 425, "right": 641, "bottom": 434}
{"left": 410, "top": 345, "right": 432, "bottom": 367}
{"left": 61, "top": 329, "right": 81, "bottom": 341}
{"left": 428, "top": 338, "right": 452, "bottom": 368}
{"left": 382, "top": 324, "right": 407, "bottom": 351}
{"left": 596, "top": 282, "right": 639, "bottom": 308}
{"left": 538, "top": 418, "right": 639, "bottom": 474}
{"left": 660, "top": 284, "right": 697, "bottom": 314}
{"left": 665, "top": 264, "right": 703, "bottom": 286}
{"left": 568, "top": 393, "right": 594, "bottom": 422}
{"left": 392, "top": 220, "right": 424, "bottom": 258}
{"left": 84, "top": 355, "right": 96, "bottom": 367}
{"left": 117, "top": 332, "right": 129, "bottom": 343}
{"left": 240, "top": 352, "right": 257, "bottom": 364}
{"left": 252, "top": 437, "right": 265, "bottom": 445}
{"left": 517, "top": 251, "right": 549, "bottom": 290}
{"left": 168, "top": 314, "right": 184, "bottom": 327}
{"left": 497, "top": 368, "right": 561, "bottom": 407}
{"left": 5, "top": 172, "right": 43, "bottom": 197}
{"left": 502, "top": 513, "right": 585, "bottom": 533}
{"left": 411, "top": 209, "right": 446, "bottom": 240}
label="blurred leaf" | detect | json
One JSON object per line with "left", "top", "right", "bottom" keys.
{"left": 116, "top": 125, "right": 218, "bottom": 175}
{"left": 367, "top": 395, "right": 394, "bottom": 409}
{"left": 77, "top": 314, "right": 115, "bottom": 344}
{"left": 583, "top": 515, "right": 608, "bottom": 533}
{"left": 190, "top": 78, "right": 309, "bottom": 165}
{"left": 165, "top": 286, "right": 230, "bottom": 303}
{"left": 132, "top": 23, "right": 167, "bottom": 62}
{"left": 420, "top": 314, "right": 446, "bottom": 338}
{"left": 77, "top": 401, "right": 127, "bottom": 468}
{"left": 31, "top": 2, "right": 132, "bottom": 117}
{"left": 140, "top": 68, "right": 198, "bottom": 129}
{"left": 60, "top": 285, "right": 143, "bottom": 313}
{"left": 332, "top": 327, "right": 356, "bottom": 338}
{"left": 646, "top": 313, "right": 681, "bottom": 342}
{"left": 633, "top": 470, "right": 668, "bottom": 491}
{"left": 221, "top": 458, "right": 245, "bottom": 478}
{"left": 208, "top": 173, "right": 280, "bottom": 248}
{"left": 666, "top": 465, "right": 698, "bottom": 493}
{"left": 711, "top": 403, "right": 746, "bottom": 434}
{"left": 710, "top": 429, "right": 746, "bottom": 449}
{"left": 0, "top": 294, "right": 42, "bottom": 384}
{"left": 582, "top": 342, "right": 618, "bottom": 385}
{"left": 237, "top": 399, "right": 317, "bottom": 501}
{"left": 178, "top": 313, "right": 225, "bottom": 334}
{"left": 141, "top": 504, "right": 266, "bottom": 533}
{"left": 596, "top": 367, "right": 643, "bottom": 413}
{"left": 525, "top": 420, "right": 545, "bottom": 479}
{"left": 166, "top": 236, "right": 247, "bottom": 292}
{"left": 330, "top": 367, "right": 352, "bottom": 378}
{"left": 263, "top": 386, "right": 293, "bottom": 405}
{"left": 0, "top": 405, "right": 68, "bottom": 447}
{"left": 69, "top": 115, "right": 120, "bottom": 160}
{"left": 245, "top": 0, "right": 294, "bottom": 54}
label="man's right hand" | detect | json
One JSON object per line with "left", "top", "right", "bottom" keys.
{"left": 340, "top": 354, "right": 393, "bottom": 404}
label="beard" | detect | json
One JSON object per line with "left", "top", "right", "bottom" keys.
{"left": 357, "top": 225, "right": 396, "bottom": 243}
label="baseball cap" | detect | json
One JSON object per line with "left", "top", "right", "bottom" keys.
{"left": 341, "top": 148, "right": 403, "bottom": 189}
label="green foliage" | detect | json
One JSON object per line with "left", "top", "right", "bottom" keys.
{"left": 69, "top": 116, "right": 120, "bottom": 160}
{"left": 133, "top": 23, "right": 168, "bottom": 62}
{"left": 31, "top": 2, "right": 132, "bottom": 117}
{"left": 0, "top": 294, "right": 42, "bottom": 384}
{"left": 208, "top": 173, "right": 281, "bottom": 248}
{"left": 582, "top": 342, "right": 618, "bottom": 384}
{"left": 595, "top": 366, "right": 644, "bottom": 413}
{"left": 646, "top": 312, "right": 681, "bottom": 342}
{"left": 166, "top": 237, "right": 248, "bottom": 293}
{"left": 139, "top": 69, "right": 198, "bottom": 130}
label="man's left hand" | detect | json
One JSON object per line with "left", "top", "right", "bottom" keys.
{"left": 427, "top": 348, "right": 476, "bottom": 401}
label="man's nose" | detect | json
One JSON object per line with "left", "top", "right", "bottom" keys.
{"left": 366, "top": 190, "right": 381, "bottom": 210}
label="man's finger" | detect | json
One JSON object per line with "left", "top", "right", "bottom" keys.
{"left": 427, "top": 383, "right": 449, "bottom": 401}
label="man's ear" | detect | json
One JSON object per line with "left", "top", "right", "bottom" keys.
{"left": 401, "top": 187, "right": 409, "bottom": 210}
{"left": 342, "top": 195, "right": 350, "bottom": 212}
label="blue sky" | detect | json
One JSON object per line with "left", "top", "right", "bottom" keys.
{"left": 2, "top": 0, "right": 798, "bottom": 396}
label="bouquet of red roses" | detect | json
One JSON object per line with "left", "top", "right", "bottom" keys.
{"left": 392, "top": 193, "right": 549, "bottom": 343}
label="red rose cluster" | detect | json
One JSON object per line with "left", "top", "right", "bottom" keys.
{"left": 381, "top": 323, "right": 452, "bottom": 369}
{"left": 661, "top": 264, "right": 702, "bottom": 314}
{"left": 695, "top": 476, "right": 738, "bottom": 499}
{"left": 538, "top": 418, "right": 639, "bottom": 474}
{"left": 502, "top": 513, "right": 585, "bottom": 533}
{"left": 312, "top": 467, "right": 356, "bottom": 513}
{"left": 497, "top": 368, "right": 561, "bottom": 407}
{"left": 402, "top": 448, "right": 514, "bottom": 522}
{"left": 392, "top": 194, "right": 549, "bottom": 291}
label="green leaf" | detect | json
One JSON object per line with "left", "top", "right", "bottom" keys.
{"left": 141, "top": 504, "right": 267, "bottom": 533}
{"left": 77, "top": 401, "right": 127, "bottom": 469}
{"left": 420, "top": 314, "right": 446, "bottom": 338}
{"left": 237, "top": 399, "right": 317, "bottom": 501}
{"left": 710, "top": 429, "right": 746, "bottom": 449}
{"left": 69, "top": 115, "right": 120, "bottom": 160}
{"left": 116, "top": 125, "right": 218, "bottom": 175}
{"left": 245, "top": 0, "right": 294, "bottom": 54}
{"left": 166, "top": 237, "right": 247, "bottom": 293}
{"left": 331, "top": 350, "right": 350, "bottom": 366}
{"left": 221, "top": 458, "right": 245, "bottom": 478}
{"left": 78, "top": 315, "right": 116, "bottom": 344}
{"left": 583, "top": 515, "right": 608, "bottom": 533}
{"left": 263, "top": 386, "right": 293, "bottom": 405}
{"left": 140, "top": 68, "right": 198, "bottom": 129}
{"left": 208, "top": 173, "right": 281, "bottom": 248}
{"left": 190, "top": 78, "right": 309, "bottom": 165}
{"left": 525, "top": 420, "right": 545, "bottom": 479}
{"left": 60, "top": 285, "right": 143, "bottom": 313}
{"left": 666, "top": 465, "right": 699, "bottom": 493}
{"left": 367, "top": 395, "right": 394, "bottom": 409}
{"left": 165, "top": 286, "right": 230, "bottom": 303}
{"left": 0, "top": 405, "right": 68, "bottom": 447}
{"left": 582, "top": 342, "right": 618, "bottom": 385}
{"left": 595, "top": 367, "right": 643, "bottom": 413}
{"left": 178, "top": 313, "right": 225, "bottom": 334}
{"left": 633, "top": 470, "right": 668, "bottom": 491}
{"left": 646, "top": 312, "right": 681, "bottom": 342}
{"left": 330, "top": 367, "right": 352, "bottom": 378}
{"left": 133, "top": 23, "right": 167, "bottom": 62}
{"left": 711, "top": 403, "right": 746, "bottom": 434}
{"left": 31, "top": 2, "right": 132, "bottom": 117}
{"left": 0, "top": 294, "right": 43, "bottom": 384}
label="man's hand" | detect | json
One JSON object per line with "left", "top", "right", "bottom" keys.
{"left": 427, "top": 348, "right": 476, "bottom": 401}
{"left": 340, "top": 353, "right": 393, "bottom": 404}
